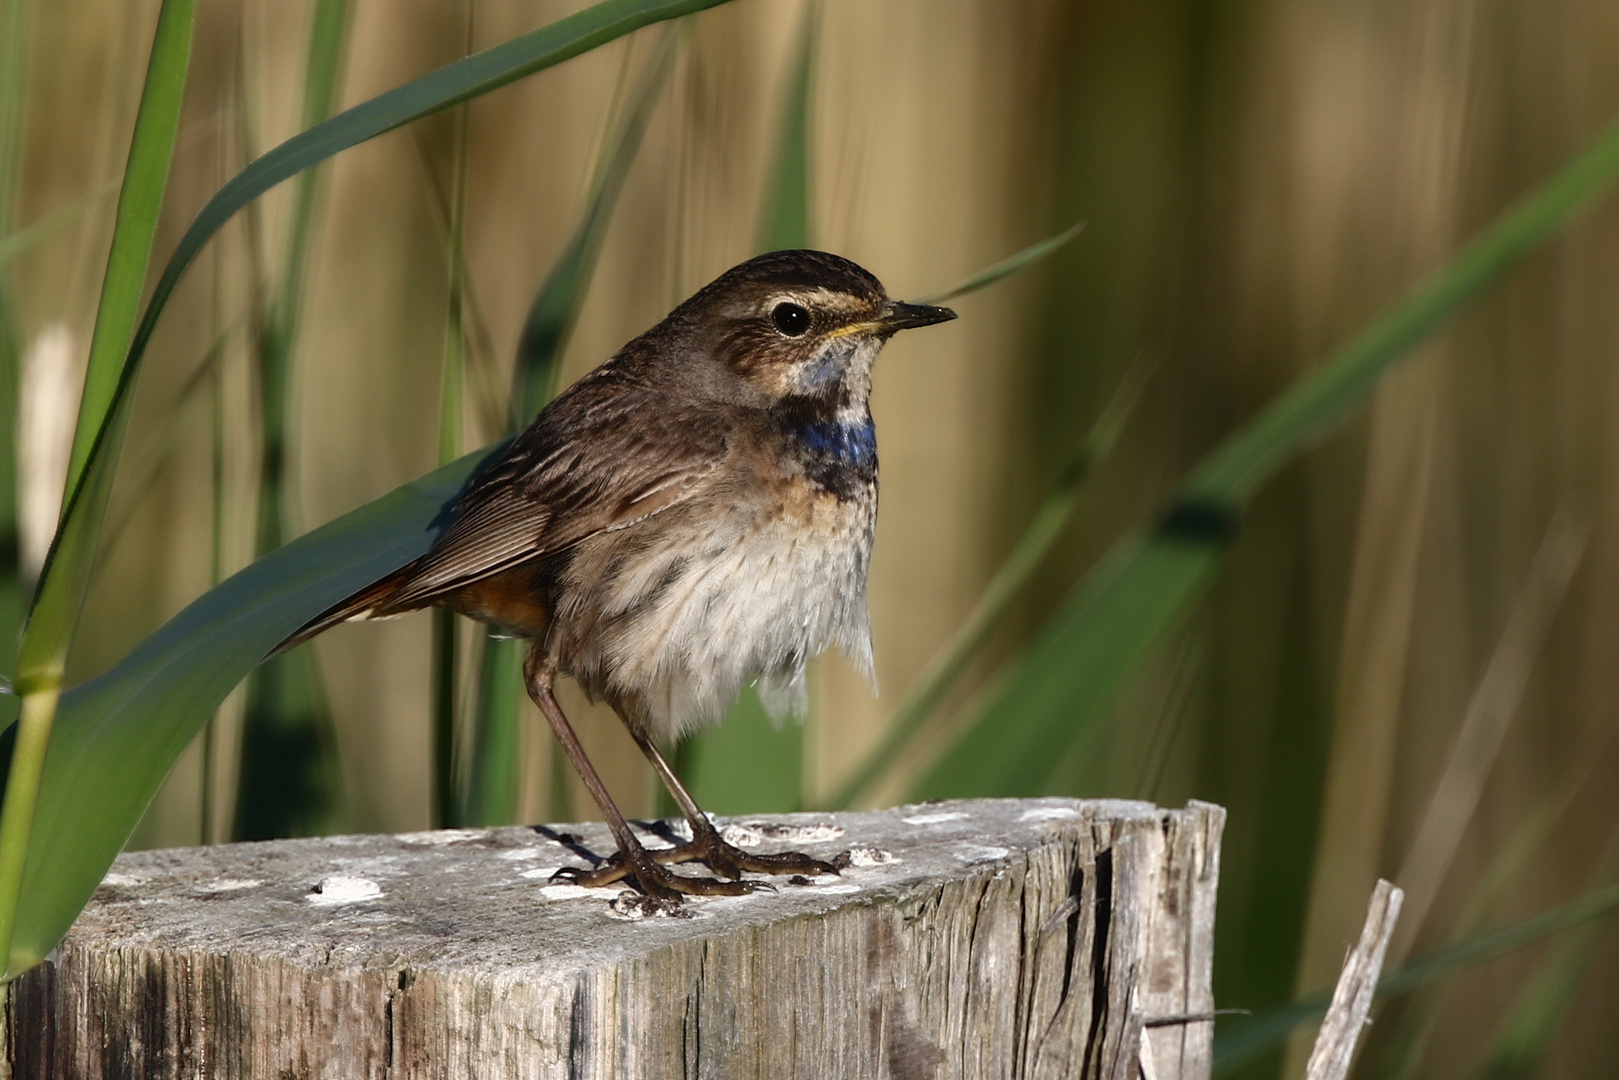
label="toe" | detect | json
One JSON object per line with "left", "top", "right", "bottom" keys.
{"left": 658, "top": 869, "right": 766, "bottom": 897}
{"left": 731, "top": 849, "right": 840, "bottom": 877}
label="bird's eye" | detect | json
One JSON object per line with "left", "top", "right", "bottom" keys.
{"left": 771, "top": 302, "right": 812, "bottom": 337}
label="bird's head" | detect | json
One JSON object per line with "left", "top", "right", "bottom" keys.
{"left": 666, "top": 250, "right": 956, "bottom": 414}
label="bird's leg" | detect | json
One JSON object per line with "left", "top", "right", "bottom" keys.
{"left": 522, "top": 648, "right": 757, "bottom": 900}
{"left": 629, "top": 727, "right": 840, "bottom": 881}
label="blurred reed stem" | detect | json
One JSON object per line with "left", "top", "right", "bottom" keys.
{"left": 432, "top": 0, "right": 475, "bottom": 829}
{"left": 511, "top": 26, "right": 680, "bottom": 423}
{"left": 233, "top": 0, "right": 351, "bottom": 841}
{"left": 1376, "top": 743, "right": 1609, "bottom": 1080}
{"left": 200, "top": 211, "right": 231, "bottom": 844}
{"left": 1481, "top": 820, "right": 1619, "bottom": 1080}
{"left": 756, "top": 0, "right": 817, "bottom": 255}
{"left": 1391, "top": 508, "right": 1587, "bottom": 955}
{"left": 200, "top": 351, "right": 225, "bottom": 845}
{"left": 0, "top": 0, "right": 31, "bottom": 723}
{"left": 0, "top": 196, "right": 94, "bottom": 267}
{"left": 1183, "top": 118, "right": 1619, "bottom": 509}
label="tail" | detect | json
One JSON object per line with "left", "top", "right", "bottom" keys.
{"left": 269, "top": 563, "right": 420, "bottom": 660}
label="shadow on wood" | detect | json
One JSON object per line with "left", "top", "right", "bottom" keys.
{"left": 3, "top": 798, "right": 1224, "bottom": 1079}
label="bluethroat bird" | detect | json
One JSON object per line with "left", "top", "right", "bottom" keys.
{"left": 282, "top": 250, "right": 956, "bottom": 902}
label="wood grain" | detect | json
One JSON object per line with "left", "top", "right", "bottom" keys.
{"left": 3, "top": 798, "right": 1224, "bottom": 1079}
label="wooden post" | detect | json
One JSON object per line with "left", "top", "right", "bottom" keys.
{"left": 3, "top": 798, "right": 1223, "bottom": 1079}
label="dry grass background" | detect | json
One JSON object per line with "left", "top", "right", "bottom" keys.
{"left": 9, "top": 0, "right": 1619, "bottom": 1075}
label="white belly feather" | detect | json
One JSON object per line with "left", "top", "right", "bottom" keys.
{"left": 554, "top": 489, "right": 876, "bottom": 741}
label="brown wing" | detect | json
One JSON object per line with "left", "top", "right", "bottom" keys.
{"left": 374, "top": 363, "right": 729, "bottom": 613}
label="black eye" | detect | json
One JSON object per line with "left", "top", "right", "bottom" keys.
{"left": 772, "top": 302, "right": 811, "bottom": 337}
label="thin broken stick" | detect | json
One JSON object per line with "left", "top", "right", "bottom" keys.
{"left": 1303, "top": 878, "right": 1405, "bottom": 1080}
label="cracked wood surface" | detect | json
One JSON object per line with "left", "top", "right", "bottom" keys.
{"left": 3, "top": 798, "right": 1224, "bottom": 1080}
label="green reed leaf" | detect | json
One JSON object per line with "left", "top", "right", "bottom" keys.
{"left": 915, "top": 222, "right": 1084, "bottom": 305}
{"left": 1478, "top": 824, "right": 1619, "bottom": 1080}
{"left": 915, "top": 113, "right": 1619, "bottom": 802}
{"left": 0, "top": 0, "right": 32, "bottom": 739}
{"left": 756, "top": 0, "right": 817, "bottom": 255}
{"left": 0, "top": 0, "right": 196, "bottom": 977}
{"left": 58, "top": 4, "right": 193, "bottom": 502}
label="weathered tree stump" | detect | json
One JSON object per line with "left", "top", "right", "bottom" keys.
{"left": 3, "top": 798, "right": 1223, "bottom": 1079}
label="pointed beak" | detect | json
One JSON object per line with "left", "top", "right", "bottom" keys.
{"left": 878, "top": 300, "right": 958, "bottom": 333}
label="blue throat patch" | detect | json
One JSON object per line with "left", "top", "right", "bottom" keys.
{"left": 797, "top": 417, "right": 877, "bottom": 470}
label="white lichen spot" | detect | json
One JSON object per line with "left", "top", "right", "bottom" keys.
{"left": 194, "top": 878, "right": 263, "bottom": 894}
{"left": 902, "top": 811, "right": 968, "bottom": 826}
{"left": 734, "top": 821, "right": 845, "bottom": 844}
{"left": 496, "top": 847, "right": 547, "bottom": 861}
{"left": 956, "top": 845, "right": 1011, "bottom": 864}
{"left": 307, "top": 875, "right": 383, "bottom": 906}
{"left": 520, "top": 867, "right": 565, "bottom": 880}
{"left": 640, "top": 834, "right": 677, "bottom": 851}
{"left": 719, "top": 824, "right": 765, "bottom": 848}
{"left": 100, "top": 872, "right": 146, "bottom": 888}
{"left": 397, "top": 828, "right": 487, "bottom": 845}
{"left": 844, "top": 847, "right": 898, "bottom": 868}
{"left": 1019, "top": 806, "right": 1080, "bottom": 823}
{"left": 539, "top": 883, "right": 598, "bottom": 900}
{"left": 815, "top": 883, "right": 862, "bottom": 894}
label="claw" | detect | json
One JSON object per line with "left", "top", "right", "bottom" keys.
{"left": 551, "top": 858, "right": 631, "bottom": 889}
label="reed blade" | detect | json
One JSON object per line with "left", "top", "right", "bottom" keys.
{"left": 232, "top": 0, "right": 352, "bottom": 843}
{"left": 0, "top": 0, "right": 196, "bottom": 978}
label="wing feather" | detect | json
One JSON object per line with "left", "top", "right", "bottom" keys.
{"left": 375, "top": 362, "right": 729, "bottom": 612}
